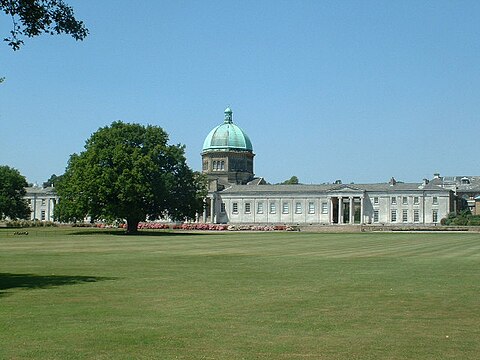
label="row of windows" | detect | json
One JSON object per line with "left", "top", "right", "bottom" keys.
{"left": 373, "top": 209, "right": 438, "bottom": 223}
{"left": 27, "top": 198, "right": 51, "bottom": 206}
{"left": 229, "top": 201, "right": 329, "bottom": 215}
{"left": 212, "top": 160, "right": 225, "bottom": 171}
{"left": 373, "top": 196, "right": 439, "bottom": 206}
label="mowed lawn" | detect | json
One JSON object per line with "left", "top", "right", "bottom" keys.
{"left": 1, "top": 229, "right": 479, "bottom": 359}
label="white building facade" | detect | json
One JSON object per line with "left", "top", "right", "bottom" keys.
{"left": 24, "top": 186, "right": 59, "bottom": 221}
{"left": 202, "top": 108, "right": 454, "bottom": 226}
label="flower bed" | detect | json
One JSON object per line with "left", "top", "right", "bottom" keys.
{"left": 119, "top": 222, "right": 299, "bottom": 231}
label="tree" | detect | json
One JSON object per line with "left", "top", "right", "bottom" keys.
{"left": 55, "top": 121, "right": 207, "bottom": 233}
{"left": 280, "top": 176, "right": 299, "bottom": 185}
{"left": 1, "top": 0, "right": 88, "bottom": 50}
{"left": 43, "top": 173, "right": 62, "bottom": 188}
{"left": 0, "top": 165, "right": 30, "bottom": 220}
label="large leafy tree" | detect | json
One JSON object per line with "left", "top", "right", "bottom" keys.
{"left": 55, "top": 121, "right": 207, "bottom": 233}
{"left": 0, "top": 165, "right": 30, "bottom": 220}
{"left": 1, "top": 0, "right": 88, "bottom": 50}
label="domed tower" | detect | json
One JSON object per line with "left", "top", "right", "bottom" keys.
{"left": 202, "top": 107, "right": 255, "bottom": 186}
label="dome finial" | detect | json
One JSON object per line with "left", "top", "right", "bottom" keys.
{"left": 224, "top": 106, "right": 233, "bottom": 123}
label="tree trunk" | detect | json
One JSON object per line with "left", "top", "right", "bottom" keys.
{"left": 126, "top": 219, "right": 139, "bottom": 234}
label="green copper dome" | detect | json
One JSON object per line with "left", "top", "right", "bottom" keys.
{"left": 202, "top": 108, "right": 253, "bottom": 152}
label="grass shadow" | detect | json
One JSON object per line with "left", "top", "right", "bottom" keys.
{"left": 0, "top": 273, "right": 116, "bottom": 298}
{"left": 68, "top": 229, "right": 210, "bottom": 237}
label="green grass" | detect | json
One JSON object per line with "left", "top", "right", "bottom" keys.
{"left": 1, "top": 228, "right": 479, "bottom": 359}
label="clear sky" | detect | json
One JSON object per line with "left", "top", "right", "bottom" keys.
{"left": 1, "top": 0, "right": 479, "bottom": 185}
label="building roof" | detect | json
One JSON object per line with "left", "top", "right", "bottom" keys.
{"left": 202, "top": 107, "right": 253, "bottom": 152}
{"left": 219, "top": 182, "right": 451, "bottom": 195}
{"left": 429, "top": 175, "right": 480, "bottom": 193}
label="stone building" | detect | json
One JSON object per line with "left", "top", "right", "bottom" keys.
{"left": 24, "top": 185, "right": 59, "bottom": 221}
{"left": 202, "top": 107, "right": 455, "bottom": 226}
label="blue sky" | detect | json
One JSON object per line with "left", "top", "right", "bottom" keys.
{"left": 1, "top": 0, "right": 479, "bottom": 185}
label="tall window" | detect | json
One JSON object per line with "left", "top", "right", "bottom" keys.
{"left": 41, "top": 199, "right": 46, "bottom": 206}
{"left": 391, "top": 210, "right": 397, "bottom": 222}
{"left": 295, "top": 202, "right": 302, "bottom": 214}
{"left": 402, "top": 197, "right": 408, "bottom": 205}
{"left": 269, "top": 202, "right": 276, "bottom": 214}
{"left": 432, "top": 210, "right": 438, "bottom": 223}
{"left": 433, "top": 196, "right": 438, "bottom": 205}
{"left": 232, "top": 202, "right": 238, "bottom": 214}
{"left": 41, "top": 210, "right": 46, "bottom": 221}
{"left": 321, "top": 202, "right": 328, "bottom": 214}
{"left": 373, "top": 197, "right": 379, "bottom": 205}
{"left": 282, "top": 202, "right": 289, "bottom": 214}
{"left": 220, "top": 202, "right": 226, "bottom": 213}
{"left": 391, "top": 197, "right": 397, "bottom": 205}
{"left": 244, "top": 202, "right": 251, "bottom": 214}
{"left": 414, "top": 196, "right": 419, "bottom": 205}
{"left": 402, "top": 209, "right": 408, "bottom": 222}
{"left": 308, "top": 202, "right": 315, "bottom": 214}
{"left": 414, "top": 209, "right": 420, "bottom": 223}
{"left": 373, "top": 210, "right": 379, "bottom": 223}
{"left": 257, "top": 202, "right": 264, "bottom": 214}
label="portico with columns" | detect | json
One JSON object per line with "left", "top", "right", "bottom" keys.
{"left": 329, "top": 190, "right": 365, "bottom": 224}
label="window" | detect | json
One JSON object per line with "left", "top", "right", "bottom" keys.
{"left": 414, "top": 196, "right": 419, "bottom": 205}
{"left": 220, "top": 202, "right": 226, "bottom": 213}
{"left": 432, "top": 210, "right": 438, "bottom": 223}
{"left": 321, "top": 202, "right": 328, "bottom": 214}
{"left": 41, "top": 199, "right": 46, "bottom": 206}
{"left": 257, "top": 202, "right": 264, "bottom": 214}
{"left": 232, "top": 202, "right": 238, "bottom": 214}
{"left": 308, "top": 202, "right": 316, "bottom": 214}
{"left": 373, "top": 210, "right": 379, "bottom": 223}
{"left": 414, "top": 209, "right": 420, "bottom": 223}
{"left": 402, "top": 197, "right": 408, "bottom": 205}
{"left": 391, "top": 197, "right": 397, "bottom": 205}
{"left": 433, "top": 196, "right": 438, "bottom": 205}
{"left": 282, "top": 202, "right": 289, "bottom": 214}
{"left": 373, "top": 197, "right": 379, "bottom": 205}
{"left": 402, "top": 209, "right": 408, "bottom": 222}
{"left": 41, "top": 210, "right": 46, "bottom": 221}
{"left": 295, "top": 202, "right": 302, "bottom": 214}
{"left": 269, "top": 202, "right": 276, "bottom": 214}
{"left": 212, "top": 160, "right": 225, "bottom": 171}
{"left": 391, "top": 210, "right": 397, "bottom": 222}
{"left": 244, "top": 202, "right": 251, "bottom": 214}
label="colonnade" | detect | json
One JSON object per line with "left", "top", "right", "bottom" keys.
{"left": 330, "top": 196, "right": 364, "bottom": 224}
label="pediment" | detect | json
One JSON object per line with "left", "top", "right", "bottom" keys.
{"left": 328, "top": 184, "right": 363, "bottom": 192}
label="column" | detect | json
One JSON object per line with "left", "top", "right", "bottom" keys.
{"left": 338, "top": 197, "right": 342, "bottom": 224}
{"left": 210, "top": 196, "right": 215, "bottom": 224}
{"left": 360, "top": 196, "right": 364, "bottom": 224}
{"left": 202, "top": 200, "right": 207, "bottom": 223}
{"left": 349, "top": 197, "right": 354, "bottom": 224}
{"left": 329, "top": 197, "right": 333, "bottom": 224}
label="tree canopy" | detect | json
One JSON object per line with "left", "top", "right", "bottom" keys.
{"left": 280, "top": 176, "right": 300, "bottom": 185}
{"left": 1, "top": 0, "right": 88, "bottom": 50}
{"left": 43, "top": 173, "right": 62, "bottom": 188}
{"left": 55, "top": 121, "right": 207, "bottom": 233}
{"left": 0, "top": 165, "right": 30, "bottom": 220}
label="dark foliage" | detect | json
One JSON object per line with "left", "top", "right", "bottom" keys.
{"left": 1, "top": 0, "right": 88, "bottom": 50}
